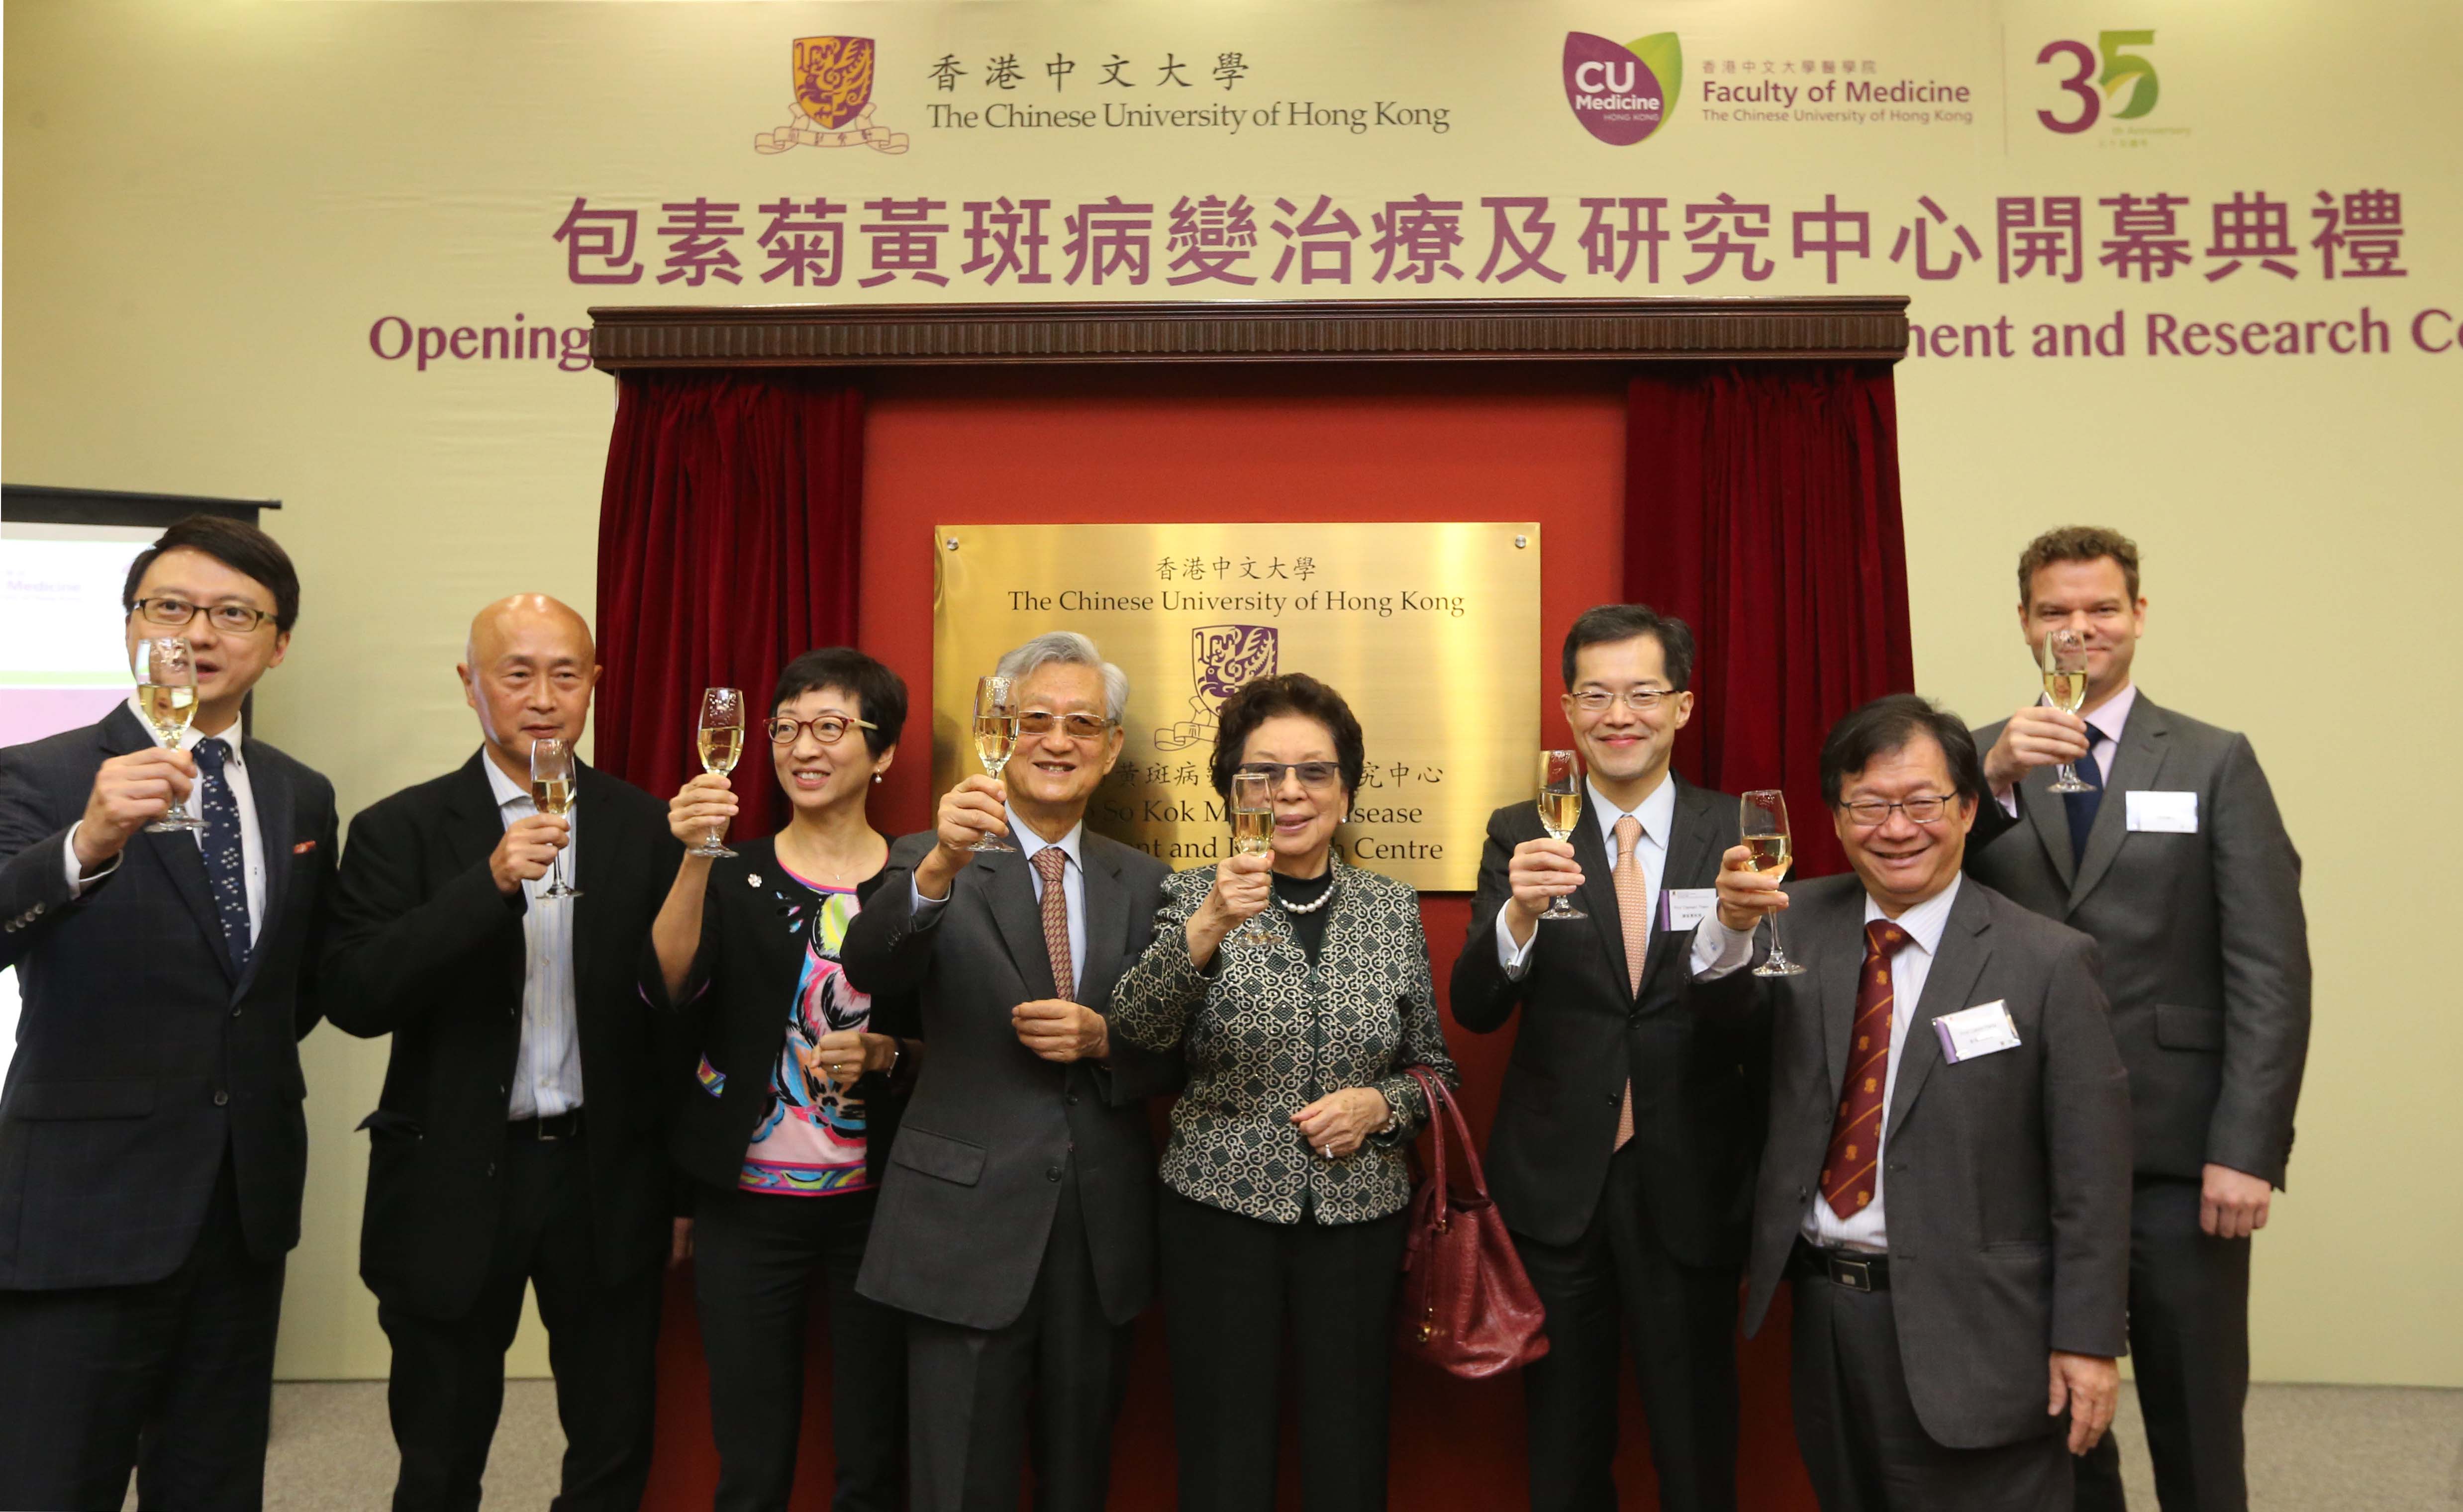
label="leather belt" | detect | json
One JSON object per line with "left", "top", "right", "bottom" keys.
{"left": 509, "top": 1108, "right": 585, "bottom": 1141}
{"left": 1791, "top": 1236, "right": 1889, "bottom": 1293}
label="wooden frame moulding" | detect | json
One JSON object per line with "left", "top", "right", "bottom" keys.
{"left": 588, "top": 296, "right": 1908, "bottom": 371}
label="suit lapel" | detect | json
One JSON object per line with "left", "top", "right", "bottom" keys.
{"left": 1077, "top": 840, "right": 1128, "bottom": 1005}
{"left": 2067, "top": 700, "right": 2170, "bottom": 912}
{"left": 2016, "top": 767, "right": 2077, "bottom": 891}
{"left": 97, "top": 709, "right": 234, "bottom": 982}
{"left": 445, "top": 752, "right": 514, "bottom": 869}
{"left": 1569, "top": 796, "right": 1629, "bottom": 993}
{"left": 1642, "top": 780, "right": 1724, "bottom": 991}
{"left": 231, "top": 750, "right": 294, "bottom": 999}
{"left": 976, "top": 849, "right": 1060, "bottom": 1001}
{"left": 1883, "top": 883, "right": 1992, "bottom": 1145}
{"left": 1814, "top": 887, "right": 1863, "bottom": 1106}
{"left": 569, "top": 763, "right": 613, "bottom": 1023}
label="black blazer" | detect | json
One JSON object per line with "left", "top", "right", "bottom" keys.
{"left": 322, "top": 752, "right": 682, "bottom": 1320}
{"left": 1452, "top": 778, "right": 1764, "bottom": 1264}
{"left": 0, "top": 703, "right": 337, "bottom": 1288}
{"left": 841, "top": 830, "right": 1180, "bottom": 1332}
{"left": 643, "top": 835, "right": 921, "bottom": 1195}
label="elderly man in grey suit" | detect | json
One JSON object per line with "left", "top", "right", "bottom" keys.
{"left": 840, "top": 631, "right": 1176, "bottom": 1512}
{"left": 1967, "top": 527, "right": 2309, "bottom": 1512}
{"left": 1699, "top": 695, "right": 2132, "bottom": 1512}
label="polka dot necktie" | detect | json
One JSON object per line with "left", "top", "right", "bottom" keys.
{"left": 193, "top": 737, "right": 253, "bottom": 973}
{"left": 1819, "top": 919, "right": 1910, "bottom": 1215}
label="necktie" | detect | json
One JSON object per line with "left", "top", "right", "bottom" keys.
{"left": 2065, "top": 727, "right": 2107, "bottom": 867}
{"left": 1031, "top": 846, "right": 1074, "bottom": 1001}
{"left": 1610, "top": 815, "right": 1649, "bottom": 1152}
{"left": 1820, "top": 919, "right": 1910, "bottom": 1216}
{"left": 193, "top": 737, "right": 253, "bottom": 972}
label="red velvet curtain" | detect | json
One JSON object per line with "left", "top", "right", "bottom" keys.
{"left": 1624, "top": 363, "right": 1915, "bottom": 878}
{"left": 593, "top": 373, "right": 865, "bottom": 837}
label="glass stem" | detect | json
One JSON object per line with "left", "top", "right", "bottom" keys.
{"left": 1766, "top": 910, "right": 1788, "bottom": 966}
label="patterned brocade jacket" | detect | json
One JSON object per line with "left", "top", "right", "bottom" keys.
{"left": 1110, "top": 859, "right": 1460, "bottom": 1226}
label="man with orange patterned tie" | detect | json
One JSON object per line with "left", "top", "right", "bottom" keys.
{"left": 1695, "top": 695, "right": 2131, "bottom": 1512}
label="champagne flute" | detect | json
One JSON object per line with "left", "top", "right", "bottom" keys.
{"left": 1227, "top": 768, "right": 1275, "bottom": 947}
{"left": 969, "top": 675, "right": 1019, "bottom": 853}
{"left": 1740, "top": 790, "right": 1806, "bottom": 977}
{"left": 1536, "top": 750, "right": 1587, "bottom": 922}
{"left": 133, "top": 637, "right": 205, "bottom": 834}
{"left": 530, "top": 737, "right": 582, "bottom": 900}
{"left": 691, "top": 687, "right": 744, "bottom": 858}
{"left": 2038, "top": 628, "right": 2097, "bottom": 794}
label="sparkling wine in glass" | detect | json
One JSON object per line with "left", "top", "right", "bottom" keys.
{"left": 530, "top": 737, "right": 581, "bottom": 900}
{"left": 1536, "top": 750, "right": 1587, "bottom": 922}
{"left": 970, "top": 675, "right": 1019, "bottom": 852}
{"left": 2038, "top": 628, "right": 2097, "bottom": 794}
{"left": 1740, "top": 790, "right": 1806, "bottom": 977}
{"left": 133, "top": 637, "right": 205, "bottom": 834}
{"left": 1227, "top": 768, "right": 1275, "bottom": 946}
{"left": 692, "top": 687, "right": 744, "bottom": 859}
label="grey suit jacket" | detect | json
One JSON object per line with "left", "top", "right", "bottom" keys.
{"left": 841, "top": 829, "right": 1179, "bottom": 1331}
{"left": 1702, "top": 874, "right": 2132, "bottom": 1450}
{"left": 1968, "top": 695, "right": 2309, "bottom": 1187}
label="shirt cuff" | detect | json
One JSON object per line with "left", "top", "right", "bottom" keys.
{"left": 909, "top": 877, "right": 950, "bottom": 922}
{"left": 1993, "top": 785, "right": 2019, "bottom": 818}
{"left": 1495, "top": 910, "right": 1537, "bottom": 980}
{"left": 63, "top": 824, "right": 120, "bottom": 896}
{"left": 1690, "top": 917, "right": 1755, "bottom": 979}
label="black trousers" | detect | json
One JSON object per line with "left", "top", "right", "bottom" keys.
{"left": 1512, "top": 1139, "right": 1742, "bottom": 1512}
{"left": 693, "top": 1181, "right": 905, "bottom": 1512}
{"left": 905, "top": 1164, "right": 1135, "bottom": 1512}
{"left": 1790, "top": 1272, "right": 2071, "bottom": 1512}
{"left": 377, "top": 1126, "right": 663, "bottom": 1512}
{"left": 2073, "top": 1176, "right": 2253, "bottom": 1512}
{"left": 0, "top": 1146, "right": 286, "bottom": 1512}
{"left": 1158, "top": 1187, "right": 1409, "bottom": 1512}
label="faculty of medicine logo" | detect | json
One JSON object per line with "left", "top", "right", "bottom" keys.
{"left": 1562, "top": 31, "right": 1683, "bottom": 145}
{"left": 755, "top": 36, "right": 910, "bottom": 155}
{"left": 1152, "top": 625, "right": 1279, "bottom": 753}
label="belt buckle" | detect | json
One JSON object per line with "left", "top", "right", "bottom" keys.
{"left": 1827, "top": 1253, "right": 1873, "bottom": 1292}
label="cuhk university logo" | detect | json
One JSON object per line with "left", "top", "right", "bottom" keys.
{"left": 1152, "top": 625, "right": 1279, "bottom": 753}
{"left": 755, "top": 36, "right": 910, "bottom": 155}
{"left": 1563, "top": 31, "right": 1682, "bottom": 146}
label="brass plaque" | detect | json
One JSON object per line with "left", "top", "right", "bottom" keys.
{"left": 931, "top": 522, "right": 1540, "bottom": 891}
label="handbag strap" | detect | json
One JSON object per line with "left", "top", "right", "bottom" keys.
{"left": 1406, "top": 1064, "right": 1498, "bottom": 1203}
{"left": 1408, "top": 1065, "right": 1449, "bottom": 1201}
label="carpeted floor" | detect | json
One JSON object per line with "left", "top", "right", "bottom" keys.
{"left": 124, "top": 1379, "right": 2463, "bottom": 1509}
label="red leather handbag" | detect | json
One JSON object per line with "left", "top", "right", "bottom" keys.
{"left": 1394, "top": 1065, "right": 1550, "bottom": 1379}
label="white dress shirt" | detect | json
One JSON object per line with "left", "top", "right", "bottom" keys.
{"left": 482, "top": 756, "right": 585, "bottom": 1120}
{"left": 1693, "top": 875, "right": 1965, "bottom": 1252}
{"left": 1496, "top": 774, "right": 1676, "bottom": 978}
{"left": 62, "top": 696, "right": 267, "bottom": 946}
{"left": 912, "top": 807, "right": 1087, "bottom": 997}
{"left": 1994, "top": 682, "right": 2138, "bottom": 817}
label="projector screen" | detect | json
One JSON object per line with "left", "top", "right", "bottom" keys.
{"left": 0, "top": 519, "right": 161, "bottom": 1081}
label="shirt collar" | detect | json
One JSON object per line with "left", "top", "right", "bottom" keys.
{"left": 1864, "top": 873, "right": 1962, "bottom": 955}
{"left": 2038, "top": 680, "right": 2136, "bottom": 745}
{"left": 124, "top": 693, "right": 244, "bottom": 762}
{"left": 1008, "top": 806, "right": 1084, "bottom": 871}
{"left": 1587, "top": 772, "right": 1676, "bottom": 849}
{"left": 481, "top": 750, "right": 532, "bottom": 810}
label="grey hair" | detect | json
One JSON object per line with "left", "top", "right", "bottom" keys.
{"left": 994, "top": 631, "right": 1131, "bottom": 725}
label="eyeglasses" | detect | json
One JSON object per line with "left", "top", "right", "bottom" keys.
{"left": 1017, "top": 711, "right": 1112, "bottom": 740}
{"left": 1839, "top": 795, "right": 1958, "bottom": 828}
{"left": 765, "top": 714, "right": 877, "bottom": 746}
{"left": 130, "top": 596, "right": 278, "bottom": 634}
{"left": 1569, "top": 687, "right": 1678, "bottom": 714}
{"left": 1237, "top": 761, "right": 1343, "bottom": 790}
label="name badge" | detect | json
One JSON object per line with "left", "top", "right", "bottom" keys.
{"left": 2126, "top": 790, "right": 2198, "bottom": 833}
{"left": 1935, "top": 1000, "right": 2022, "bottom": 1063}
{"left": 1661, "top": 888, "right": 1718, "bottom": 932}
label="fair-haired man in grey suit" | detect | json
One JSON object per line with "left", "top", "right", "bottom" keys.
{"left": 1967, "top": 526, "right": 2309, "bottom": 1512}
{"left": 841, "top": 631, "right": 1177, "bottom": 1512}
{"left": 1701, "top": 695, "right": 2132, "bottom": 1512}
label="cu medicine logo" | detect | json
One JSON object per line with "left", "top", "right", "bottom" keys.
{"left": 1562, "top": 31, "right": 1683, "bottom": 146}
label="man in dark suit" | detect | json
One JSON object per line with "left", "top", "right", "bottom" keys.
{"left": 1702, "top": 695, "right": 2131, "bottom": 1512}
{"left": 1452, "top": 603, "right": 1759, "bottom": 1512}
{"left": 1966, "top": 527, "right": 2309, "bottom": 1512}
{"left": 841, "top": 631, "right": 1177, "bottom": 1512}
{"left": 0, "top": 515, "right": 336, "bottom": 1511}
{"left": 322, "top": 594, "right": 682, "bottom": 1512}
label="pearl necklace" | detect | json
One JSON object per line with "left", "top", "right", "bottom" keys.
{"left": 1274, "top": 868, "right": 1339, "bottom": 915}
